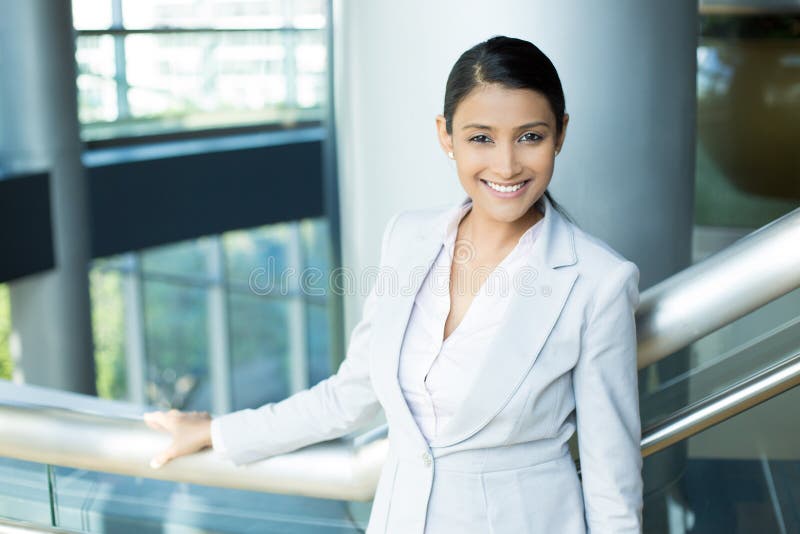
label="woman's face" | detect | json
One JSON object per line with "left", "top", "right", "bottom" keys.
{"left": 436, "top": 83, "right": 568, "bottom": 224}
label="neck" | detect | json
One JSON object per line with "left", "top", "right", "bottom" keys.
{"left": 460, "top": 200, "right": 543, "bottom": 256}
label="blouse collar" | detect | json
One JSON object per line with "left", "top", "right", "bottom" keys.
{"left": 440, "top": 196, "right": 546, "bottom": 251}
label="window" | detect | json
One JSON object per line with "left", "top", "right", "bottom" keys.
{"left": 90, "top": 218, "right": 335, "bottom": 411}
{"left": 72, "top": 0, "right": 327, "bottom": 142}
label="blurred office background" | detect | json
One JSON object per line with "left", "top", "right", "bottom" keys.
{"left": 0, "top": 0, "right": 798, "bottom": 532}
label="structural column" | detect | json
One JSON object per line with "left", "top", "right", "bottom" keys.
{"left": 0, "top": 0, "right": 96, "bottom": 394}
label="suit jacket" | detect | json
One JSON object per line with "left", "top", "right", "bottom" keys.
{"left": 212, "top": 193, "right": 643, "bottom": 533}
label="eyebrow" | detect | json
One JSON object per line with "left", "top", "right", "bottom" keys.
{"left": 461, "top": 121, "right": 550, "bottom": 131}
{"left": 461, "top": 121, "right": 550, "bottom": 130}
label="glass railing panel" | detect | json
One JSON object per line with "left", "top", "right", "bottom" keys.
{"left": 641, "top": 313, "right": 800, "bottom": 427}
{"left": 50, "top": 465, "right": 366, "bottom": 533}
{"left": 640, "top": 287, "right": 800, "bottom": 426}
{"left": 0, "top": 458, "right": 52, "bottom": 526}
{"left": 643, "top": 378, "right": 800, "bottom": 533}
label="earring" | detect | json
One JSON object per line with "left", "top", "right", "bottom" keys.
{"left": 555, "top": 148, "right": 560, "bottom": 156}
{"left": 448, "top": 151, "right": 454, "bottom": 159}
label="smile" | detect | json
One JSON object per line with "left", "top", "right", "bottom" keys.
{"left": 480, "top": 178, "right": 531, "bottom": 195}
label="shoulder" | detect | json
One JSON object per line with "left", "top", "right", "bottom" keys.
{"left": 563, "top": 218, "right": 640, "bottom": 304}
{"left": 571, "top": 223, "right": 634, "bottom": 274}
{"left": 381, "top": 203, "right": 453, "bottom": 242}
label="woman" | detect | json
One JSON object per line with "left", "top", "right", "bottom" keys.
{"left": 144, "top": 35, "right": 643, "bottom": 533}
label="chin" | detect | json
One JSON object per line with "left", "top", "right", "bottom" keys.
{"left": 479, "top": 199, "right": 533, "bottom": 223}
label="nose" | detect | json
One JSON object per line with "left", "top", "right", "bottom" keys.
{"left": 492, "top": 143, "right": 522, "bottom": 181}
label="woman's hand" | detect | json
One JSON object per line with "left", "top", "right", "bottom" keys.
{"left": 143, "top": 409, "right": 212, "bottom": 469}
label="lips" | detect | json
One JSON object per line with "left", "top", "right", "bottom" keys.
{"left": 480, "top": 178, "right": 531, "bottom": 193}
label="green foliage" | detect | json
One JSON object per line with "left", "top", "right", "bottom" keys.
{"left": 0, "top": 284, "right": 11, "bottom": 380}
{"left": 90, "top": 268, "right": 127, "bottom": 400}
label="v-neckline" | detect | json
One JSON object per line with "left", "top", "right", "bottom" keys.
{"left": 437, "top": 200, "right": 544, "bottom": 346}
{"left": 440, "top": 245, "right": 518, "bottom": 346}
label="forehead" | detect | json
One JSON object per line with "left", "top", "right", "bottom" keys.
{"left": 453, "top": 84, "right": 555, "bottom": 126}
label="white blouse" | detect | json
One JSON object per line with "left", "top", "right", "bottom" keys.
{"left": 398, "top": 199, "right": 545, "bottom": 442}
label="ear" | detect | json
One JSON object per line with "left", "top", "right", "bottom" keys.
{"left": 556, "top": 113, "right": 570, "bottom": 153}
{"left": 435, "top": 114, "right": 454, "bottom": 156}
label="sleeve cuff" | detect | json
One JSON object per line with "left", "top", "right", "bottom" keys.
{"left": 210, "top": 416, "right": 228, "bottom": 456}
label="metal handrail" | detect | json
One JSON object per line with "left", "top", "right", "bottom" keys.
{"left": 636, "top": 205, "right": 800, "bottom": 368}
{"left": 641, "top": 349, "right": 800, "bottom": 457}
{"left": 0, "top": 397, "right": 387, "bottom": 502}
{"left": 0, "top": 206, "right": 798, "bottom": 501}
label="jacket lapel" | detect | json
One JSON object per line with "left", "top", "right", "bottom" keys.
{"left": 373, "top": 203, "right": 459, "bottom": 447}
{"left": 376, "top": 194, "right": 579, "bottom": 449}
{"left": 429, "top": 194, "right": 578, "bottom": 447}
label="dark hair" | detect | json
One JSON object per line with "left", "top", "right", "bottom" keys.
{"left": 444, "top": 35, "right": 574, "bottom": 223}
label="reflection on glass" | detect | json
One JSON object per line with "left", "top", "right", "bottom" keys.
{"left": 696, "top": 15, "right": 800, "bottom": 228}
{"left": 0, "top": 458, "right": 51, "bottom": 525}
{"left": 50, "top": 464, "right": 362, "bottom": 533}
{"left": 643, "top": 382, "right": 800, "bottom": 533}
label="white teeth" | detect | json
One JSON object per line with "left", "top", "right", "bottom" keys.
{"left": 484, "top": 180, "right": 526, "bottom": 193}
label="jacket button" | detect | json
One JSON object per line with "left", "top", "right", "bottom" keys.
{"left": 421, "top": 452, "right": 432, "bottom": 467}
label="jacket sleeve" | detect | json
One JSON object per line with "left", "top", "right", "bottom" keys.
{"left": 210, "top": 212, "right": 402, "bottom": 465}
{"left": 572, "top": 260, "right": 643, "bottom": 533}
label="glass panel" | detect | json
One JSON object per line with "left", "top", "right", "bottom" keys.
{"left": 143, "top": 279, "right": 210, "bottom": 410}
{"left": 306, "top": 302, "right": 332, "bottom": 386}
{"left": 224, "top": 222, "right": 292, "bottom": 289}
{"left": 0, "top": 458, "right": 51, "bottom": 525}
{"left": 76, "top": 30, "right": 324, "bottom": 140}
{"left": 122, "top": 0, "right": 287, "bottom": 30}
{"left": 640, "top": 288, "right": 800, "bottom": 426}
{"left": 295, "top": 28, "right": 327, "bottom": 108}
{"left": 90, "top": 264, "right": 128, "bottom": 400}
{"left": 643, "top": 382, "right": 800, "bottom": 533}
{"left": 74, "top": 2, "right": 327, "bottom": 140}
{"left": 228, "top": 293, "right": 290, "bottom": 410}
{"left": 695, "top": 14, "right": 800, "bottom": 228}
{"left": 75, "top": 35, "right": 119, "bottom": 125}
{"left": 299, "top": 218, "right": 331, "bottom": 302}
{"left": 141, "top": 237, "right": 213, "bottom": 279}
{"left": 50, "top": 465, "right": 363, "bottom": 533}
{"left": 0, "top": 283, "right": 12, "bottom": 381}
{"left": 301, "top": 218, "right": 334, "bottom": 386}
{"left": 292, "top": 0, "right": 326, "bottom": 29}
{"left": 72, "top": 0, "right": 114, "bottom": 31}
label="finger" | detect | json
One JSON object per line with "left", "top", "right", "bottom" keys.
{"left": 149, "top": 445, "right": 178, "bottom": 470}
{"left": 143, "top": 412, "right": 168, "bottom": 432}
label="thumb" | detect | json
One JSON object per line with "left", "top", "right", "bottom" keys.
{"left": 149, "top": 445, "right": 177, "bottom": 470}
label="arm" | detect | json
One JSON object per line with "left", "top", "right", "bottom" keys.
{"left": 572, "top": 260, "right": 643, "bottom": 533}
{"left": 210, "top": 212, "right": 402, "bottom": 465}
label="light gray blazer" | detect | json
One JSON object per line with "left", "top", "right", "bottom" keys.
{"left": 213, "top": 193, "right": 643, "bottom": 533}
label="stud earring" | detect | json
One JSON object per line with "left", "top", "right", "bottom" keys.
{"left": 448, "top": 151, "right": 454, "bottom": 159}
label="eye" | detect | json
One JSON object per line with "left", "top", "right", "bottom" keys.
{"left": 468, "top": 134, "right": 493, "bottom": 144}
{"left": 519, "top": 132, "right": 543, "bottom": 143}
